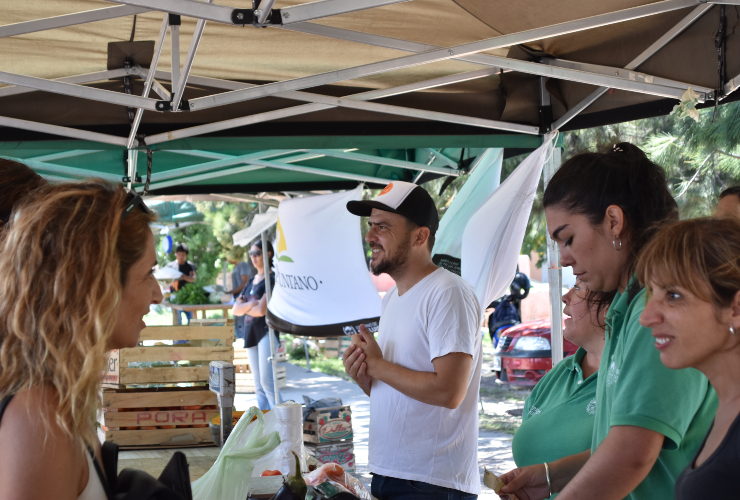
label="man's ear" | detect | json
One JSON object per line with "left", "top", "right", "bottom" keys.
{"left": 413, "top": 226, "right": 430, "bottom": 248}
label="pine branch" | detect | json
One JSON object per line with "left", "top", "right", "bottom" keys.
{"left": 716, "top": 149, "right": 740, "bottom": 160}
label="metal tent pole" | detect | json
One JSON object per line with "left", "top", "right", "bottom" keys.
{"left": 543, "top": 141, "right": 563, "bottom": 366}
{"left": 259, "top": 202, "right": 281, "bottom": 407}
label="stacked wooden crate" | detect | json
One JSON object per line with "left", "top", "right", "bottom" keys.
{"left": 322, "top": 337, "right": 353, "bottom": 359}
{"left": 233, "top": 340, "right": 287, "bottom": 393}
{"left": 99, "top": 324, "right": 233, "bottom": 448}
{"left": 303, "top": 405, "right": 355, "bottom": 472}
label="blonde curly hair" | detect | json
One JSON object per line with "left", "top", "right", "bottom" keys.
{"left": 0, "top": 181, "right": 155, "bottom": 449}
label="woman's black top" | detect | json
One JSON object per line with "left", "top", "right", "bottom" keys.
{"left": 675, "top": 410, "right": 740, "bottom": 500}
{"left": 238, "top": 272, "right": 277, "bottom": 348}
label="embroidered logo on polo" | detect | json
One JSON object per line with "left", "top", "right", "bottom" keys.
{"left": 586, "top": 398, "right": 596, "bottom": 415}
{"left": 528, "top": 407, "right": 542, "bottom": 416}
{"left": 606, "top": 355, "right": 621, "bottom": 387}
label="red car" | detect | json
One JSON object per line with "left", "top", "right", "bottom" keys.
{"left": 494, "top": 319, "right": 578, "bottom": 386}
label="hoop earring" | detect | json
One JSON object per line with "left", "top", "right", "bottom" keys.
{"left": 731, "top": 326, "right": 737, "bottom": 336}
{"left": 612, "top": 235, "right": 622, "bottom": 251}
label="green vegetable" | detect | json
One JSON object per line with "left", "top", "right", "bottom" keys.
{"left": 288, "top": 450, "right": 306, "bottom": 498}
{"left": 170, "top": 283, "right": 209, "bottom": 305}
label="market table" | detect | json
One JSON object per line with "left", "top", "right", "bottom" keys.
{"left": 163, "top": 300, "right": 233, "bottom": 325}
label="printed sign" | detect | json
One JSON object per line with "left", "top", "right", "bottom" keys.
{"left": 318, "top": 420, "right": 352, "bottom": 441}
{"left": 105, "top": 350, "right": 120, "bottom": 385}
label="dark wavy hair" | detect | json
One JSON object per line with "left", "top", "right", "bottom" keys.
{"left": 0, "top": 159, "right": 47, "bottom": 226}
{"left": 253, "top": 239, "right": 274, "bottom": 270}
{"left": 544, "top": 142, "right": 678, "bottom": 298}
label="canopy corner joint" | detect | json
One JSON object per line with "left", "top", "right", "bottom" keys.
{"left": 232, "top": 8, "right": 283, "bottom": 27}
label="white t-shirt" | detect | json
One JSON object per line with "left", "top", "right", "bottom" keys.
{"left": 368, "top": 268, "right": 483, "bottom": 495}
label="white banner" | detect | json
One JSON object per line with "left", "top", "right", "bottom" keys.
{"left": 432, "top": 148, "right": 503, "bottom": 274}
{"left": 266, "top": 186, "right": 381, "bottom": 336}
{"left": 461, "top": 135, "right": 553, "bottom": 310}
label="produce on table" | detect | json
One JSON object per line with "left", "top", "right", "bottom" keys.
{"left": 288, "top": 451, "right": 307, "bottom": 498}
{"left": 261, "top": 470, "right": 282, "bottom": 477}
{"left": 170, "top": 282, "right": 209, "bottom": 305}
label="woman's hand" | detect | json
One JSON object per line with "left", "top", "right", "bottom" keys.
{"left": 499, "top": 464, "right": 549, "bottom": 500}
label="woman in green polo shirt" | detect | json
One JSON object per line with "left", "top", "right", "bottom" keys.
{"left": 512, "top": 282, "right": 613, "bottom": 486}
{"left": 500, "top": 143, "right": 717, "bottom": 500}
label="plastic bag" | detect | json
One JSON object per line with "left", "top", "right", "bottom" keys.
{"left": 251, "top": 401, "right": 306, "bottom": 477}
{"left": 304, "top": 463, "right": 370, "bottom": 500}
{"left": 191, "top": 407, "right": 280, "bottom": 500}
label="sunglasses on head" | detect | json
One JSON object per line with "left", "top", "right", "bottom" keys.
{"left": 121, "top": 191, "right": 152, "bottom": 221}
{"left": 248, "top": 250, "right": 262, "bottom": 257}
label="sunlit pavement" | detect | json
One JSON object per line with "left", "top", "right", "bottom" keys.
{"left": 235, "top": 362, "right": 513, "bottom": 498}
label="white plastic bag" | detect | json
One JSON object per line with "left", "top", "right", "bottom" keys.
{"left": 251, "top": 401, "right": 306, "bottom": 476}
{"left": 191, "top": 407, "right": 280, "bottom": 500}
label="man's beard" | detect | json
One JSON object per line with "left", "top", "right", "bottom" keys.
{"left": 369, "top": 242, "right": 410, "bottom": 277}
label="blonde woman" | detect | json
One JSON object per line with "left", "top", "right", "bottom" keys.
{"left": 638, "top": 218, "right": 740, "bottom": 499}
{"left": 0, "top": 182, "right": 163, "bottom": 499}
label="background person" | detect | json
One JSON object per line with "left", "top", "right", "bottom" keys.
{"left": 512, "top": 282, "right": 614, "bottom": 497}
{"left": 343, "top": 181, "right": 482, "bottom": 500}
{"left": 224, "top": 254, "right": 255, "bottom": 343}
{"left": 166, "top": 243, "right": 197, "bottom": 325}
{"left": 0, "top": 158, "right": 47, "bottom": 235}
{"left": 638, "top": 218, "right": 740, "bottom": 500}
{"left": 0, "top": 182, "right": 162, "bottom": 499}
{"left": 500, "top": 143, "right": 717, "bottom": 500}
{"left": 715, "top": 186, "right": 740, "bottom": 220}
{"left": 232, "top": 240, "right": 280, "bottom": 410}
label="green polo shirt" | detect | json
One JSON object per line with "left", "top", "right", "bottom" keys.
{"left": 512, "top": 348, "right": 597, "bottom": 498}
{"left": 593, "top": 278, "right": 717, "bottom": 500}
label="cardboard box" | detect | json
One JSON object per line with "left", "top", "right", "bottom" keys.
{"left": 306, "top": 442, "right": 355, "bottom": 473}
{"left": 303, "top": 405, "right": 352, "bottom": 443}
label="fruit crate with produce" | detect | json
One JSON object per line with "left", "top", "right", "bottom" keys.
{"left": 99, "top": 324, "right": 234, "bottom": 448}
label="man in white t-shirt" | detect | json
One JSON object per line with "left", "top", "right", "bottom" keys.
{"left": 344, "top": 181, "right": 482, "bottom": 499}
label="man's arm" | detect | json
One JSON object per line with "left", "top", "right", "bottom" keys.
{"left": 343, "top": 344, "right": 372, "bottom": 396}
{"left": 355, "top": 326, "right": 473, "bottom": 409}
{"left": 500, "top": 426, "right": 663, "bottom": 500}
{"left": 226, "top": 274, "right": 250, "bottom": 295}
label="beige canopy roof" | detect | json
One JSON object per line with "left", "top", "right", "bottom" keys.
{"left": 0, "top": 0, "right": 738, "bottom": 193}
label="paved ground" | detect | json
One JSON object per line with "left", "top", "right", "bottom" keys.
{"left": 235, "top": 361, "right": 515, "bottom": 499}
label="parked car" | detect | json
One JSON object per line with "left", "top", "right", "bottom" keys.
{"left": 494, "top": 319, "right": 578, "bottom": 386}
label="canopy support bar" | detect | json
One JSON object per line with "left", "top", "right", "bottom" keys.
{"left": 0, "top": 115, "right": 128, "bottom": 146}
{"left": 172, "top": 1, "right": 212, "bottom": 111}
{"left": 127, "top": 15, "right": 170, "bottom": 149}
{"left": 0, "top": 71, "right": 159, "bottom": 110}
{"left": 148, "top": 150, "right": 303, "bottom": 182}
{"left": 170, "top": 21, "right": 181, "bottom": 100}
{"left": 16, "top": 157, "right": 121, "bottom": 182}
{"left": 144, "top": 67, "right": 533, "bottom": 145}
{"left": 308, "top": 149, "right": 461, "bottom": 177}
{"left": 0, "top": 69, "right": 130, "bottom": 98}
{"left": 146, "top": 164, "right": 266, "bottom": 191}
{"left": 188, "top": 0, "right": 697, "bottom": 110}
{"left": 552, "top": 2, "right": 712, "bottom": 130}
{"left": 0, "top": 5, "right": 149, "bottom": 38}
{"left": 543, "top": 143, "right": 563, "bottom": 366}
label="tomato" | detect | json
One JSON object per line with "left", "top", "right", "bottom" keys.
{"left": 261, "top": 470, "right": 282, "bottom": 476}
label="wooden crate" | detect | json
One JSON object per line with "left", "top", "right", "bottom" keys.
{"left": 322, "top": 337, "right": 353, "bottom": 359}
{"left": 232, "top": 348, "right": 288, "bottom": 393}
{"left": 99, "top": 386, "right": 217, "bottom": 449}
{"left": 104, "top": 325, "right": 234, "bottom": 386}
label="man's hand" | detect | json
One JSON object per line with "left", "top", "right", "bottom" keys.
{"left": 356, "top": 324, "right": 383, "bottom": 376}
{"left": 343, "top": 344, "right": 372, "bottom": 396}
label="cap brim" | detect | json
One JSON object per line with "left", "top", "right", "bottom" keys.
{"left": 346, "top": 200, "right": 399, "bottom": 217}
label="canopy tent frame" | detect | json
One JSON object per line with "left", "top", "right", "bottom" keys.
{"left": 2, "top": 0, "right": 739, "bottom": 366}
{"left": 0, "top": 0, "right": 729, "bottom": 155}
